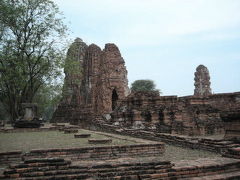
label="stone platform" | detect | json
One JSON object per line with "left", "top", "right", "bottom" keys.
{"left": 1, "top": 157, "right": 239, "bottom": 179}
{"left": 64, "top": 129, "right": 78, "bottom": 134}
{"left": 74, "top": 133, "right": 91, "bottom": 138}
{"left": 88, "top": 138, "right": 112, "bottom": 144}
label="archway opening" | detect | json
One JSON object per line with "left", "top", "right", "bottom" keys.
{"left": 145, "top": 111, "right": 152, "bottom": 122}
{"left": 159, "top": 110, "right": 164, "bottom": 124}
{"left": 112, "top": 89, "right": 118, "bottom": 110}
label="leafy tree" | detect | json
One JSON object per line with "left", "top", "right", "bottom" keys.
{"left": 131, "top": 79, "right": 160, "bottom": 92}
{"left": 33, "top": 83, "right": 62, "bottom": 121}
{"left": 0, "top": 0, "right": 68, "bottom": 122}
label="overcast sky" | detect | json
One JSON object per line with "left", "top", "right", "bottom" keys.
{"left": 54, "top": 0, "right": 240, "bottom": 96}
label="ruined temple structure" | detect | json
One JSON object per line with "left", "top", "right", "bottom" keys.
{"left": 51, "top": 38, "right": 87, "bottom": 122}
{"left": 110, "top": 91, "right": 240, "bottom": 136}
{"left": 109, "top": 64, "right": 240, "bottom": 136}
{"left": 51, "top": 38, "right": 129, "bottom": 125}
{"left": 52, "top": 39, "right": 240, "bottom": 138}
{"left": 110, "top": 92, "right": 225, "bottom": 136}
{"left": 194, "top": 65, "right": 212, "bottom": 96}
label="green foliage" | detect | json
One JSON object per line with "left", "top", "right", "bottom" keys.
{"left": 131, "top": 79, "right": 160, "bottom": 92}
{"left": 61, "top": 40, "right": 84, "bottom": 98}
{"left": 33, "top": 83, "right": 62, "bottom": 121}
{"left": 64, "top": 41, "right": 83, "bottom": 76}
{"left": 0, "top": 0, "right": 68, "bottom": 121}
{"left": 0, "top": 102, "right": 9, "bottom": 121}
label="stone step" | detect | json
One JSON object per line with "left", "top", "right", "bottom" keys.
{"left": 74, "top": 133, "right": 91, "bottom": 138}
{"left": 6, "top": 164, "right": 172, "bottom": 177}
{"left": 142, "top": 168, "right": 240, "bottom": 180}
{"left": 189, "top": 170, "right": 240, "bottom": 180}
{"left": 64, "top": 129, "right": 78, "bottom": 134}
{"left": 223, "top": 154, "right": 240, "bottom": 159}
{"left": 13, "top": 168, "right": 171, "bottom": 180}
{"left": 3, "top": 158, "right": 240, "bottom": 180}
{"left": 3, "top": 161, "right": 173, "bottom": 179}
{"left": 88, "top": 138, "right": 112, "bottom": 144}
{"left": 5, "top": 173, "right": 90, "bottom": 180}
{"left": 8, "top": 160, "right": 71, "bottom": 169}
{"left": 2, "top": 168, "right": 172, "bottom": 180}
{"left": 24, "top": 158, "right": 65, "bottom": 164}
{"left": 141, "top": 161, "right": 240, "bottom": 180}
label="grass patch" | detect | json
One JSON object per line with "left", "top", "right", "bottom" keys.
{"left": 0, "top": 129, "right": 220, "bottom": 161}
{"left": 0, "top": 129, "right": 138, "bottom": 152}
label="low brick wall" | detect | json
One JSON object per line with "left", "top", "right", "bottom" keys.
{"left": 0, "top": 151, "right": 22, "bottom": 167}
{"left": 2, "top": 157, "right": 240, "bottom": 179}
{"left": 0, "top": 127, "right": 58, "bottom": 133}
{"left": 25, "top": 143, "right": 165, "bottom": 161}
{"left": 93, "top": 123, "right": 240, "bottom": 154}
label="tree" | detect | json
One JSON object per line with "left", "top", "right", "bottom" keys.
{"left": 33, "top": 83, "right": 62, "bottom": 121}
{"left": 131, "top": 79, "right": 160, "bottom": 92}
{"left": 0, "top": 0, "right": 68, "bottom": 122}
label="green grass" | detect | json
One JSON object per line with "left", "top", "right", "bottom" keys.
{"left": 0, "top": 129, "right": 138, "bottom": 152}
{"left": 0, "top": 129, "right": 219, "bottom": 161}
{"left": 163, "top": 144, "right": 219, "bottom": 161}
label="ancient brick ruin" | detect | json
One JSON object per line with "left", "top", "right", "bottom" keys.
{"left": 1, "top": 38, "right": 240, "bottom": 180}
{"left": 111, "top": 92, "right": 226, "bottom": 136}
{"left": 51, "top": 38, "right": 87, "bottom": 123}
{"left": 111, "top": 91, "right": 240, "bottom": 136}
{"left": 194, "top": 65, "right": 212, "bottom": 96}
{"left": 52, "top": 38, "right": 129, "bottom": 125}
{"left": 52, "top": 38, "right": 240, "bottom": 139}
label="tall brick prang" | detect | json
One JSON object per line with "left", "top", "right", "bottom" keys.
{"left": 52, "top": 39, "right": 129, "bottom": 125}
{"left": 194, "top": 65, "right": 212, "bottom": 96}
{"left": 51, "top": 38, "right": 87, "bottom": 123}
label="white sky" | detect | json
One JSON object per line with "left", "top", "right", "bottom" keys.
{"left": 54, "top": 0, "right": 240, "bottom": 96}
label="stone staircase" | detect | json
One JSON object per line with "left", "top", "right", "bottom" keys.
{"left": 223, "top": 147, "right": 240, "bottom": 159}
{"left": 197, "top": 138, "right": 240, "bottom": 152}
{"left": 1, "top": 158, "right": 173, "bottom": 179}
{"left": 0, "top": 151, "right": 22, "bottom": 169}
{"left": 1, "top": 157, "right": 240, "bottom": 179}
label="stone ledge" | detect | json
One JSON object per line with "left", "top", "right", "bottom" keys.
{"left": 0, "top": 151, "right": 22, "bottom": 156}
{"left": 64, "top": 129, "right": 78, "bottom": 134}
{"left": 88, "top": 139, "right": 112, "bottom": 144}
{"left": 25, "top": 143, "right": 165, "bottom": 160}
{"left": 74, "top": 134, "right": 91, "bottom": 138}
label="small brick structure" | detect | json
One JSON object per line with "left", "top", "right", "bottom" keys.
{"left": 23, "top": 143, "right": 165, "bottom": 161}
{"left": 74, "top": 133, "right": 91, "bottom": 138}
{"left": 1, "top": 157, "right": 240, "bottom": 179}
{"left": 94, "top": 123, "right": 240, "bottom": 154}
{"left": 0, "top": 151, "right": 22, "bottom": 168}
{"left": 223, "top": 147, "right": 240, "bottom": 159}
{"left": 88, "top": 138, "right": 112, "bottom": 144}
{"left": 64, "top": 129, "right": 78, "bottom": 134}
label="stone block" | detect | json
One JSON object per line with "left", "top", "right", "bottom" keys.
{"left": 74, "top": 133, "right": 91, "bottom": 138}
{"left": 88, "top": 139, "right": 112, "bottom": 144}
{"left": 64, "top": 129, "right": 78, "bottom": 134}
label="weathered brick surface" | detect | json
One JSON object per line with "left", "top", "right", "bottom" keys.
{"left": 92, "top": 124, "right": 240, "bottom": 154}
{"left": 2, "top": 157, "right": 240, "bottom": 180}
{"left": 194, "top": 65, "right": 212, "bottom": 96}
{"left": 21, "top": 143, "right": 165, "bottom": 161}
{"left": 74, "top": 133, "right": 91, "bottom": 138}
{"left": 51, "top": 39, "right": 239, "bottom": 140}
{"left": 88, "top": 138, "right": 112, "bottom": 144}
{"left": 51, "top": 39, "right": 129, "bottom": 126}
{"left": 110, "top": 91, "right": 228, "bottom": 136}
{"left": 64, "top": 129, "right": 78, "bottom": 134}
